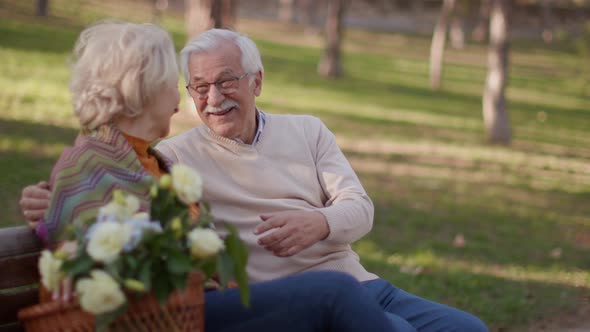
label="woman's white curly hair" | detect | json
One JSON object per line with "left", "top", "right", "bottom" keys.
{"left": 69, "top": 21, "right": 177, "bottom": 130}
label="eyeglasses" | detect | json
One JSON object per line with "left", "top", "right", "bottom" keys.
{"left": 186, "top": 72, "right": 251, "bottom": 98}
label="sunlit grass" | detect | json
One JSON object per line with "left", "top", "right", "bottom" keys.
{"left": 356, "top": 241, "right": 589, "bottom": 288}
{"left": 0, "top": 137, "right": 68, "bottom": 157}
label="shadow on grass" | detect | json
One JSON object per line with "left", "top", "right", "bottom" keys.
{"left": 0, "top": 118, "right": 77, "bottom": 145}
{"left": 0, "top": 18, "right": 80, "bottom": 54}
{"left": 358, "top": 252, "right": 588, "bottom": 331}
{"left": 0, "top": 119, "right": 77, "bottom": 227}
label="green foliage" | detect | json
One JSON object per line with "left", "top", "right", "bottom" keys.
{"left": 222, "top": 224, "right": 251, "bottom": 306}
{"left": 61, "top": 249, "right": 94, "bottom": 279}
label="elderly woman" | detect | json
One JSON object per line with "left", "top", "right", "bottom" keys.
{"left": 36, "top": 22, "right": 180, "bottom": 245}
{"left": 33, "top": 21, "right": 397, "bottom": 332}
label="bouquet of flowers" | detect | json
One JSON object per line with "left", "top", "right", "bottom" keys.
{"left": 34, "top": 164, "right": 249, "bottom": 331}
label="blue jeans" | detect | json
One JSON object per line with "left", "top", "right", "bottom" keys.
{"left": 205, "top": 271, "right": 397, "bottom": 332}
{"left": 363, "top": 278, "right": 489, "bottom": 332}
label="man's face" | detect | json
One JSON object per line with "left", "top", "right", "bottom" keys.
{"left": 187, "top": 42, "right": 262, "bottom": 143}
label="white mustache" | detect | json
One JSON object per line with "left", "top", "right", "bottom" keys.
{"left": 204, "top": 99, "right": 239, "bottom": 114}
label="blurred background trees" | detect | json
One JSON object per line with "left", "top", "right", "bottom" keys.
{"left": 37, "top": 0, "right": 582, "bottom": 143}
{"left": 185, "top": 0, "right": 236, "bottom": 38}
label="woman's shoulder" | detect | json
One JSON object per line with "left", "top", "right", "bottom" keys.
{"left": 51, "top": 129, "right": 141, "bottom": 183}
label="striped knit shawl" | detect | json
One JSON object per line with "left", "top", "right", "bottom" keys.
{"left": 36, "top": 125, "right": 171, "bottom": 246}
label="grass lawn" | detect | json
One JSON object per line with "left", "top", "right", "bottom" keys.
{"left": 0, "top": 1, "right": 589, "bottom": 330}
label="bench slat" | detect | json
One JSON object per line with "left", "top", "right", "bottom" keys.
{"left": 0, "top": 323, "right": 24, "bottom": 332}
{"left": 0, "top": 289, "right": 38, "bottom": 326}
{"left": 0, "top": 227, "right": 43, "bottom": 259}
{"left": 0, "top": 254, "right": 40, "bottom": 289}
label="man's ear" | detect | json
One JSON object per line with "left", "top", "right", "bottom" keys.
{"left": 253, "top": 70, "right": 263, "bottom": 97}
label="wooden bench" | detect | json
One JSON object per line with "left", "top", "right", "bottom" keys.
{"left": 0, "top": 226, "right": 43, "bottom": 332}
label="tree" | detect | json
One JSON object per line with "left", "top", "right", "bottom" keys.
{"left": 429, "top": 0, "right": 456, "bottom": 90}
{"left": 185, "top": 0, "right": 236, "bottom": 39}
{"left": 279, "top": 0, "right": 295, "bottom": 23}
{"left": 221, "top": 0, "right": 237, "bottom": 29}
{"left": 482, "top": 0, "right": 511, "bottom": 144}
{"left": 412, "top": 0, "right": 424, "bottom": 14}
{"left": 472, "top": 0, "right": 491, "bottom": 42}
{"left": 36, "top": 0, "right": 49, "bottom": 17}
{"left": 318, "top": 0, "right": 347, "bottom": 78}
{"left": 450, "top": 0, "right": 469, "bottom": 49}
{"left": 541, "top": 0, "right": 554, "bottom": 43}
{"left": 152, "top": 0, "right": 168, "bottom": 23}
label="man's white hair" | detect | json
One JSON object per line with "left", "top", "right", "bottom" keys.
{"left": 69, "top": 21, "right": 178, "bottom": 130}
{"left": 180, "top": 29, "right": 264, "bottom": 85}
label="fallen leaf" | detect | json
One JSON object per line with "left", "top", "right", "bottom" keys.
{"left": 453, "top": 233, "right": 466, "bottom": 248}
{"left": 549, "top": 247, "right": 562, "bottom": 259}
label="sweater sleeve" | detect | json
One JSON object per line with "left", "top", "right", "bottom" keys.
{"left": 312, "top": 119, "right": 375, "bottom": 244}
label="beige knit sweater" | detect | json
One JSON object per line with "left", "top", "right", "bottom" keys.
{"left": 156, "top": 113, "right": 378, "bottom": 282}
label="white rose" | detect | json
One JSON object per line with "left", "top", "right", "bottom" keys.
{"left": 97, "top": 191, "right": 141, "bottom": 223}
{"left": 38, "top": 250, "right": 63, "bottom": 291}
{"left": 187, "top": 228, "right": 224, "bottom": 258}
{"left": 86, "top": 221, "right": 131, "bottom": 263}
{"left": 75, "top": 270, "right": 126, "bottom": 315}
{"left": 171, "top": 164, "right": 203, "bottom": 205}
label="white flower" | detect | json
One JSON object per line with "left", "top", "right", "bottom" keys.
{"left": 187, "top": 228, "right": 224, "bottom": 258}
{"left": 123, "top": 213, "right": 163, "bottom": 252}
{"left": 75, "top": 270, "right": 125, "bottom": 315}
{"left": 86, "top": 221, "right": 131, "bottom": 263}
{"left": 171, "top": 164, "right": 202, "bottom": 205}
{"left": 97, "top": 191, "right": 141, "bottom": 223}
{"left": 38, "top": 250, "right": 63, "bottom": 291}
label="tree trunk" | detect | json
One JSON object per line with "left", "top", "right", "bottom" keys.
{"left": 185, "top": 0, "right": 231, "bottom": 40}
{"left": 483, "top": 0, "right": 511, "bottom": 144}
{"left": 318, "top": 0, "right": 347, "bottom": 78}
{"left": 221, "top": 0, "right": 237, "bottom": 29}
{"left": 411, "top": 0, "right": 423, "bottom": 14}
{"left": 450, "top": 17, "right": 465, "bottom": 49}
{"left": 472, "top": 0, "right": 490, "bottom": 42}
{"left": 279, "top": 0, "right": 295, "bottom": 23}
{"left": 451, "top": 0, "right": 469, "bottom": 49}
{"left": 152, "top": 0, "right": 169, "bottom": 23}
{"left": 36, "top": 0, "right": 49, "bottom": 17}
{"left": 411, "top": 0, "right": 425, "bottom": 30}
{"left": 299, "top": 0, "right": 319, "bottom": 34}
{"left": 541, "top": 0, "right": 554, "bottom": 43}
{"left": 429, "top": 0, "right": 456, "bottom": 90}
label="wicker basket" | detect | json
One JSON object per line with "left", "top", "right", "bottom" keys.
{"left": 18, "top": 272, "right": 204, "bottom": 332}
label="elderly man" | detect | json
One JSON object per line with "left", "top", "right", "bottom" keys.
{"left": 21, "top": 29, "right": 487, "bottom": 332}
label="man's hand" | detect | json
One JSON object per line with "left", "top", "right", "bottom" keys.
{"left": 19, "top": 181, "right": 51, "bottom": 229}
{"left": 254, "top": 210, "right": 330, "bottom": 257}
